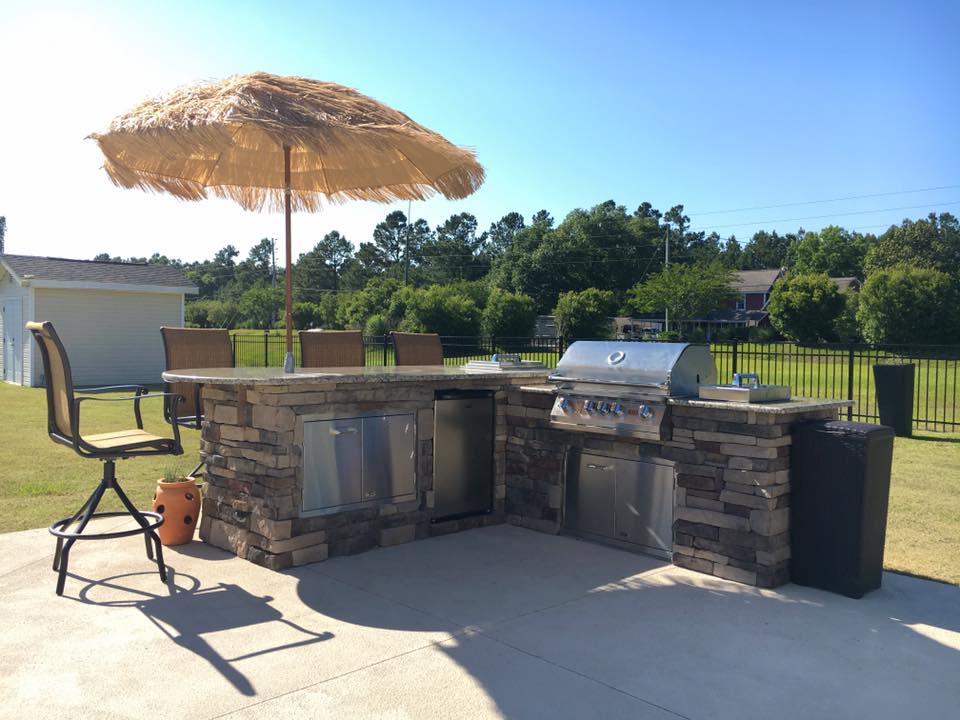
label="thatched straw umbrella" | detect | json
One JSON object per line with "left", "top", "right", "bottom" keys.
{"left": 90, "top": 72, "right": 484, "bottom": 371}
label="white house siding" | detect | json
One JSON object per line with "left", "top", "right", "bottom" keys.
{"left": 32, "top": 288, "right": 182, "bottom": 386}
{"left": 0, "top": 268, "right": 31, "bottom": 385}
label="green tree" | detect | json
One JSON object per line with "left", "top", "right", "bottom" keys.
{"left": 624, "top": 262, "right": 736, "bottom": 321}
{"left": 857, "top": 265, "right": 959, "bottom": 344}
{"left": 486, "top": 212, "right": 525, "bottom": 258}
{"left": 739, "top": 230, "right": 796, "bottom": 270}
{"left": 420, "top": 212, "right": 487, "bottom": 284}
{"left": 238, "top": 284, "right": 284, "bottom": 329}
{"left": 337, "top": 277, "right": 401, "bottom": 328}
{"left": 864, "top": 213, "right": 960, "bottom": 281}
{"left": 832, "top": 291, "right": 861, "bottom": 341}
{"left": 553, "top": 288, "right": 615, "bottom": 340}
{"left": 292, "top": 302, "right": 324, "bottom": 330}
{"left": 719, "top": 236, "right": 742, "bottom": 268}
{"left": 340, "top": 241, "right": 386, "bottom": 291}
{"left": 234, "top": 238, "right": 276, "bottom": 292}
{"left": 766, "top": 273, "right": 844, "bottom": 342}
{"left": 398, "top": 285, "right": 481, "bottom": 336}
{"left": 490, "top": 201, "right": 661, "bottom": 312}
{"left": 788, "top": 226, "right": 872, "bottom": 278}
{"left": 481, "top": 289, "right": 536, "bottom": 336}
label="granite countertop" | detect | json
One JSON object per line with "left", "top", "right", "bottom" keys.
{"left": 668, "top": 397, "right": 854, "bottom": 414}
{"left": 162, "top": 365, "right": 552, "bottom": 386}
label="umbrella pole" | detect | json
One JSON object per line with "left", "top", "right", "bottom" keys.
{"left": 283, "top": 144, "right": 295, "bottom": 373}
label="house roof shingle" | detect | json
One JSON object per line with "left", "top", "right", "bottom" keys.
{"left": 733, "top": 269, "right": 783, "bottom": 294}
{"left": 0, "top": 254, "right": 195, "bottom": 290}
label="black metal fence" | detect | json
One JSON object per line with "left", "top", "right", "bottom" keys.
{"left": 231, "top": 332, "right": 960, "bottom": 432}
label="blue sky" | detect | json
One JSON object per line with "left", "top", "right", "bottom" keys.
{"left": 0, "top": 0, "right": 957, "bottom": 261}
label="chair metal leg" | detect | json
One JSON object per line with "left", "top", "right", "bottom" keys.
{"left": 111, "top": 472, "right": 158, "bottom": 563}
{"left": 55, "top": 481, "right": 107, "bottom": 596}
{"left": 53, "top": 484, "right": 102, "bottom": 571}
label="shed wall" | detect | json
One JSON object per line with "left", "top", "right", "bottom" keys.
{"left": 32, "top": 288, "right": 182, "bottom": 386}
{"left": 0, "top": 268, "right": 30, "bottom": 385}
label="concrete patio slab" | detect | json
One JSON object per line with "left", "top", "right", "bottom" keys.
{"left": 0, "top": 523, "right": 957, "bottom": 720}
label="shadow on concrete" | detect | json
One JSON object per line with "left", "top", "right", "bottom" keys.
{"left": 289, "top": 528, "right": 960, "bottom": 719}
{"left": 69, "top": 566, "right": 334, "bottom": 697}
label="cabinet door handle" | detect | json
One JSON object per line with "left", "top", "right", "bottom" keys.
{"left": 587, "top": 463, "right": 614, "bottom": 471}
{"left": 330, "top": 427, "right": 359, "bottom": 436}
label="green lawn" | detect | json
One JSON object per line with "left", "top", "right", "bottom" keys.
{"left": 2, "top": 382, "right": 957, "bottom": 585}
{"left": 0, "top": 383, "right": 200, "bottom": 534}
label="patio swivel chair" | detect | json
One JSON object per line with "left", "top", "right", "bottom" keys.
{"left": 26, "top": 321, "right": 184, "bottom": 596}
{"left": 391, "top": 332, "right": 444, "bottom": 366}
{"left": 160, "top": 327, "right": 234, "bottom": 430}
{"left": 299, "top": 330, "right": 365, "bottom": 368}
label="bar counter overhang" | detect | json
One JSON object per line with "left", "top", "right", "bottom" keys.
{"left": 162, "top": 365, "right": 851, "bottom": 588}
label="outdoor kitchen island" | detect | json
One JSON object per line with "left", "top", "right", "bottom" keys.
{"left": 165, "top": 358, "right": 852, "bottom": 590}
{"left": 162, "top": 365, "right": 551, "bottom": 570}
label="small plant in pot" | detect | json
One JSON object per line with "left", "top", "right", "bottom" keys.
{"left": 152, "top": 467, "right": 202, "bottom": 546}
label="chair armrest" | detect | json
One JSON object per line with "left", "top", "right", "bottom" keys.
{"left": 75, "top": 385, "right": 150, "bottom": 394}
{"left": 75, "top": 385, "right": 150, "bottom": 427}
{"left": 71, "top": 392, "right": 184, "bottom": 454}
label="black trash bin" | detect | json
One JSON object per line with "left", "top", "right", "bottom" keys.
{"left": 790, "top": 420, "right": 894, "bottom": 599}
{"left": 873, "top": 363, "right": 914, "bottom": 437}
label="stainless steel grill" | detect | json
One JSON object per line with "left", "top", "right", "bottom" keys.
{"left": 549, "top": 341, "right": 717, "bottom": 440}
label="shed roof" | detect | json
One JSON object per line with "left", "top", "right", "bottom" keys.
{"left": 733, "top": 269, "right": 783, "bottom": 294}
{"left": 0, "top": 254, "right": 196, "bottom": 293}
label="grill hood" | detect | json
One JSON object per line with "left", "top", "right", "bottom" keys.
{"left": 549, "top": 341, "right": 716, "bottom": 396}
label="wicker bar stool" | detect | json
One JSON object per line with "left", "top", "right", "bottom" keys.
{"left": 160, "top": 327, "right": 234, "bottom": 429}
{"left": 299, "top": 330, "right": 365, "bottom": 368}
{"left": 26, "top": 321, "right": 184, "bottom": 596}
{"left": 391, "top": 332, "right": 444, "bottom": 366}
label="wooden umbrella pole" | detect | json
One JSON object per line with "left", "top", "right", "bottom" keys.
{"left": 283, "top": 144, "right": 294, "bottom": 372}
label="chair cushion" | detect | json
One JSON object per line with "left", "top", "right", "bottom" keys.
{"left": 83, "top": 429, "right": 171, "bottom": 451}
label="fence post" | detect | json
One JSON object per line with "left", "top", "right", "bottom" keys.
{"left": 383, "top": 333, "right": 389, "bottom": 366}
{"left": 846, "top": 346, "right": 855, "bottom": 421}
{"left": 263, "top": 330, "right": 269, "bottom": 367}
{"left": 731, "top": 340, "right": 738, "bottom": 376}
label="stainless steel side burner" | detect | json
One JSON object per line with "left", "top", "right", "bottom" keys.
{"left": 548, "top": 341, "right": 717, "bottom": 440}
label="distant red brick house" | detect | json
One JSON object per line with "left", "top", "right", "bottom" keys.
{"left": 729, "top": 268, "right": 785, "bottom": 313}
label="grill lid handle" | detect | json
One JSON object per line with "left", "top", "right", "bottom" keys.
{"left": 607, "top": 350, "right": 626, "bottom": 365}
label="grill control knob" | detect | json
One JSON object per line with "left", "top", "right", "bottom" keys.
{"left": 597, "top": 401, "right": 610, "bottom": 415}
{"left": 611, "top": 403, "right": 624, "bottom": 417}
{"left": 639, "top": 403, "right": 654, "bottom": 420}
{"left": 584, "top": 400, "right": 595, "bottom": 414}
{"left": 559, "top": 397, "right": 572, "bottom": 414}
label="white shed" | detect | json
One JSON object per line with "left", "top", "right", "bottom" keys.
{"left": 0, "top": 254, "right": 197, "bottom": 387}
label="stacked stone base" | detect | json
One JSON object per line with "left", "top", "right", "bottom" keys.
{"left": 506, "top": 388, "right": 840, "bottom": 588}
{"left": 197, "top": 379, "right": 521, "bottom": 571}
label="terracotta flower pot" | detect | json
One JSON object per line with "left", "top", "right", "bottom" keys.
{"left": 152, "top": 478, "right": 202, "bottom": 546}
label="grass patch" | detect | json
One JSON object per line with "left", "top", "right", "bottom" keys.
{"left": 2, "top": 382, "right": 956, "bottom": 585}
{"left": 0, "top": 383, "right": 200, "bottom": 533}
{"left": 883, "top": 431, "right": 960, "bottom": 585}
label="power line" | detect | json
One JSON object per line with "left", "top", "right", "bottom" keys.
{"left": 693, "top": 200, "right": 960, "bottom": 231}
{"left": 695, "top": 183, "right": 960, "bottom": 215}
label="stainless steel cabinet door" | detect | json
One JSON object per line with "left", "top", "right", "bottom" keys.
{"left": 433, "top": 396, "right": 494, "bottom": 518}
{"left": 566, "top": 453, "right": 616, "bottom": 538}
{"left": 302, "top": 418, "right": 363, "bottom": 512}
{"left": 362, "top": 414, "right": 416, "bottom": 501}
{"left": 614, "top": 459, "right": 674, "bottom": 553}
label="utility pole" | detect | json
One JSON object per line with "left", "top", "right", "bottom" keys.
{"left": 403, "top": 200, "right": 412, "bottom": 285}
{"left": 271, "top": 238, "right": 277, "bottom": 287}
{"left": 664, "top": 223, "right": 670, "bottom": 333}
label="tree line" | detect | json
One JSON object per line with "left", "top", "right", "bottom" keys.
{"left": 91, "top": 201, "right": 960, "bottom": 345}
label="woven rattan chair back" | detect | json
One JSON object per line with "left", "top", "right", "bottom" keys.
{"left": 391, "top": 332, "right": 444, "bottom": 366}
{"left": 161, "top": 327, "right": 234, "bottom": 422}
{"left": 299, "top": 330, "right": 365, "bottom": 368}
